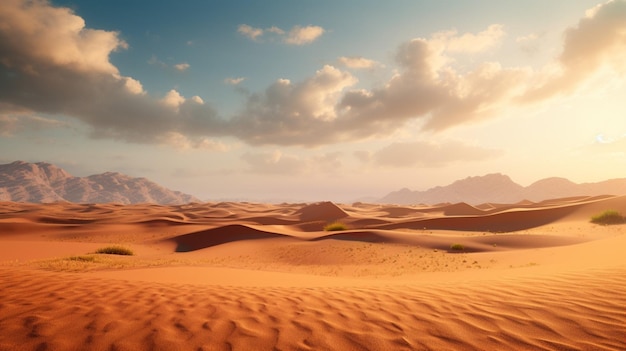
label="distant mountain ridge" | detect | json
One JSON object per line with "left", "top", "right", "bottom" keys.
{"left": 379, "top": 173, "right": 626, "bottom": 205}
{"left": 0, "top": 161, "right": 200, "bottom": 204}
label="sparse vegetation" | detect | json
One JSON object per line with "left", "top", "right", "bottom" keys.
{"left": 67, "top": 255, "right": 96, "bottom": 262}
{"left": 95, "top": 246, "right": 134, "bottom": 256}
{"left": 324, "top": 221, "right": 348, "bottom": 231}
{"left": 591, "top": 210, "right": 625, "bottom": 225}
{"left": 450, "top": 243, "right": 465, "bottom": 251}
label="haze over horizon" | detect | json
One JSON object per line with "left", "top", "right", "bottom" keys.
{"left": 1, "top": 0, "right": 625, "bottom": 202}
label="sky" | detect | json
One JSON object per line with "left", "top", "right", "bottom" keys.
{"left": 1, "top": 0, "right": 625, "bottom": 202}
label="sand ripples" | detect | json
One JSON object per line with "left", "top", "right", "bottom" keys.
{"left": 1, "top": 267, "right": 624, "bottom": 351}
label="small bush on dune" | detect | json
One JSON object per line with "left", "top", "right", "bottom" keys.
{"left": 67, "top": 255, "right": 96, "bottom": 262}
{"left": 450, "top": 243, "right": 465, "bottom": 251}
{"left": 95, "top": 246, "right": 134, "bottom": 256}
{"left": 324, "top": 222, "right": 348, "bottom": 231}
{"left": 591, "top": 210, "right": 625, "bottom": 225}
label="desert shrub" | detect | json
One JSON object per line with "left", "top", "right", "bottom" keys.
{"left": 591, "top": 210, "right": 625, "bottom": 225}
{"left": 450, "top": 243, "right": 465, "bottom": 251}
{"left": 95, "top": 246, "right": 134, "bottom": 256}
{"left": 67, "top": 255, "right": 96, "bottom": 262}
{"left": 324, "top": 221, "right": 348, "bottom": 231}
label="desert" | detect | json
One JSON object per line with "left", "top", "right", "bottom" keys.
{"left": 1, "top": 196, "right": 625, "bottom": 350}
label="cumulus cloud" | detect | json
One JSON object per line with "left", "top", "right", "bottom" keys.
{"left": 174, "top": 63, "right": 190, "bottom": 71}
{"left": 338, "top": 56, "right": 381, "bottom": 69}
{"left": 0, "top": 0, "right": 225, "bottom": 149}
{"left": 284, "top": 25, "right": 325, "bottom": 45}
{"left": 370, "top": 140, "right": 502, "bottom": 168}
{"left": 229, "top": 65, "right": 358, "bottom": 145}
{"left": 237, "top": 24, "right": 263, "bottom": 41}
{"left": 237, "top": 24, "right": 325, "bottom": 45}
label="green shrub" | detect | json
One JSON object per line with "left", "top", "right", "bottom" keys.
{"left": 95, "top": 246, "right": 134, "bottom": 256}
{"left": 591, "top": 210, "right": 625, "bottom": 225}
{"left": 450, "top": 243, "right": 465, "bottom": 251}
{"left": 324, "top": 221, "right": 348, "bottom": 231}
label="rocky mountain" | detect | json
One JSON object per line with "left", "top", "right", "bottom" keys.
{"left": 0, "top": 161, "right": 200, "bottom": 204}
{"left": 379, "top": 173, "right": 626, "bottom": 205}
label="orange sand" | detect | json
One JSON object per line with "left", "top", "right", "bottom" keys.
{"left": 0, "top": 197, "right": 625, "bottom": 350}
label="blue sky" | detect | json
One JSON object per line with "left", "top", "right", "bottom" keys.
{"left": 1, "top": 0, "right": 625, "bottom": 202}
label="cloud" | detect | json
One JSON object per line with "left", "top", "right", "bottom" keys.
{"left": 158, "top": 132, "right": 229, "bottom": 151}
{"left": 230, "top": 65, "right": 358, "bottom": 145}
{"left": 2, "top": 0, "right": 625, "bottom": 150}
{"left": 431, "top": 24, "right": 505, "bottom": 53}
{"left": 267, "top": 26, "right": 285, "bottom": 35}
{"left": 337, "top": 56, "right": 381, "bottom": 69}
{"left": 371, "top": 140, "right": 502, "bottom": 168}
{"left": 284, "top": 25, "right": 325, "bottom": 45}
{"left": 228, "top": 2, "right": 626, "bottom": 145}
{"left": 224, "top": 77, "right": 246, "bottom": 85}
{"left": 521, "top": 0, "right": 626, "bottom": 102}
{"left": 149, "top": 56, "right": 189, "bottom": 72}
{"left": 174, "top": 63, "right": 190, "bottom": 71}
{"left": 237, "top": 24, "right": 263, "bottom": 40}
{"left": 0, "top": 112, "right": 68, "bottom": 136}
{"left": 237, "top": 24, "right": 325, "bottom": 45}
{"left": 0, "top": 0, "right": 224, "bottom": 149}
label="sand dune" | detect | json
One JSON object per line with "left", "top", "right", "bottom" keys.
{"left": 0, "top": 196, "right": 625, "bottom": 350}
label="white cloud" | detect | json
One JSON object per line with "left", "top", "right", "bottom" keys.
{"left": 338, "top": 56, "right": 381, "bottom": 69}
{"left": 284, "top": 25, "right": 325, "bottom": 45}
{"left": 174, "top": 63, "right": 190, "bottom": 71}
{"left": 224, "top": 77, "right": 245, "bottom": 85}
{"left": 237, "top": 24, "right": 263, "bottom": 40}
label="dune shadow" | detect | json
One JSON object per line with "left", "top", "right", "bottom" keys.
{"left": 171, "top": 224, "right": 294, "bottom": 252}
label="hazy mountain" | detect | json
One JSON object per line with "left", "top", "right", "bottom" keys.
{"left": 379, "top": 173, "right": 626, "bottom": 205}
{"left": 0, "top": 161, "right": 200, "bottom": 204}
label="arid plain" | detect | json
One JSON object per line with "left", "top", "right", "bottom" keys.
{"left": 1, "top": 196, "right": 625, "bottom": 350}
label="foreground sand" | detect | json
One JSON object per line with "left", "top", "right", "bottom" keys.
{"left": 1, "top": 196, "right": 625, "bottom": 350}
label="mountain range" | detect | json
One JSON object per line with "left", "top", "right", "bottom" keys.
{"left": 379, "top": 173, "right": 626, "bottom": 205}
{"left": 0, "top": 161, "right": 199, "bottom": 204}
